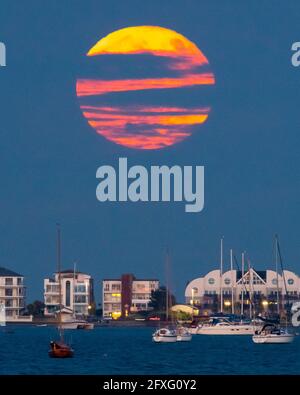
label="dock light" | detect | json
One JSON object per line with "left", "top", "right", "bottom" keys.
{"left": 262, "top": 300, "right": 269, "bottom": 307}
{"left": 224, "top": 300, "right": 231, "bottom": 307}
{"left": 88, "top": 305, "right": 92, "bottom": 310}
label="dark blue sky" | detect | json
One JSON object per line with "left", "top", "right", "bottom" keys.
{"left": 1, "top": 1, "right": 300, "bottom": 303}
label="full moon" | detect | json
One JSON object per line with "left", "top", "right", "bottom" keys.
{"left": 76, "top": 26, "right": 215, "bottom": 150}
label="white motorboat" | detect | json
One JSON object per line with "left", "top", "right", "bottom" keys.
{"left": 61, "top": 319, "right": 94, "bottom": 330}
{"left": 194, "top": 317, "right": 254, "bottom": 335}
{"left": 176, "top": 326, "right": 192, "bottom": 342}
{"left": 152, "top": 328, "right": 177, "bottom": 343}
{"left": 76, "top": 322, "right": 94, "bottom": 330}
{"left": 252, "top": 323, "right": 295, "bottom": 344}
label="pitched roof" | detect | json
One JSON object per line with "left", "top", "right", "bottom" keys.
{"left": 0, "top": 267, "right": 23, "bottom": 277}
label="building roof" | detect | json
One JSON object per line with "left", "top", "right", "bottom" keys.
{"left": 102, "top": 278, "right": 159, "bottom": 282}
{"left": 59, "top": 269, "right": 86, "bottom": 274}
{"left": 0, "top": 267, "right": 23, "bottom": 277}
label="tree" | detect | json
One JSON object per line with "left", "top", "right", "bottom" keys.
{"left": 149, "top": 286, "right": 176, "bottom": 312}
{"left": 26, "top": 300, "right": 45, "bottom": 317}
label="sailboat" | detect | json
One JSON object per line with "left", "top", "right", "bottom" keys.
{"left": 194, "top": 241, "right": 254, "bottom": 335}
{"left": 152, "top": 250, "right": 177, "bottom": 343}
{"left": 252, "top": 236, "right": 295, "bottom": 344}
{"left": 49, "top": 224, "right": 74, "bottom": 358}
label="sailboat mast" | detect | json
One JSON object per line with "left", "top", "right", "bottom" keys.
{"left": 275, "top": 236, "right": 280, "bottom": 316}
{"left": 230, "top": 249, "right": 234, "bottom": 314}
{"left": 241, "top": 252, "right": 244, "bottom": 316}
{"left": 248, "top": 259, "right": 252, "bottom": 319}
{"left": 165, "top": 249, "right": 169, "bottom": 322}
{"left": 220, "top": 238, "right": 223, "bottom": 313}
{"left": 57, "top": 223, "right": 63, "bottom": 341}
{"left": 73, "top": 261, "right": 76, "bottom": 316}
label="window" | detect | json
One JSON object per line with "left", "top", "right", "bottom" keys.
{"left": 208, "top": 278, "right": 215, "bottom": 285}
{"left": 104, "top": 283, "right": 110, "bottom": 291}
{"left": 5, "top": 288, "right": 13, "bottom": 297}
{"left": 288, "top": 278, "right": 294, "bottom": 285}
{"left": 65, "top": 281, "right": 71, "bottom": 307}
{"left": 5, "top": 300, "right": 13, "bottom": 307}
{"left": 46, "top": 284, "right": 59, "bottom": 293}
{"left": 17, "top": 278, "right": 22, "bottom": 285}
{"left": 224, "top": 278, "right": 231, "bottom": 285}
{"left": 112, "top": 284, "right": 121, "bottom": 291}
{"left": 74, "top": 284, "right": 86, "bottom": 293}
{"left": 74, "top": 295, "right": 86, "bottom": 303}
{"left": 5, "top": 278, "right": 13, "bottom": 286}
{"left": 272, "top": 278, "right": 278, "bottom": 285}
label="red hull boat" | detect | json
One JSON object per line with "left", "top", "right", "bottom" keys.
{"left": 49, "top": 341, "right": 74, "bottom": 358}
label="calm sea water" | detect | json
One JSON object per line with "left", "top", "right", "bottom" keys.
{"left": 0, "top": 325, "right": 299, "bottom": 375}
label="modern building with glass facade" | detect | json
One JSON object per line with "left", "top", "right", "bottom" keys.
{"left": 0, "top": 267, "right": 26, "bottom": 319}
{"left": 185, "top": 268, "right": 300, "bottom": 315}
{"left": 44, "top": 269, "right": 94, "bottom": 316}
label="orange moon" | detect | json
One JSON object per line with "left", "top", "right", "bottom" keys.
{"left": 76, "top": 26, "right": 215, "bottom": 150}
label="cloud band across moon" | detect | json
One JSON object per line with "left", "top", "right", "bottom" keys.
{"left": 76, "top": 26, "right": 215, "bottom": 149}
{"left": 80, "top": 105, "right": 210, "bottom": 149}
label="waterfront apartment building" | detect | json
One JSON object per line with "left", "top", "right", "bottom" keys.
{"left": 102, "top": 274, "right": 159, "bottom": 319}
{"left": 0, "top": 267, "right": 26, "bottom": 319}
{"left": 185, "top": 268, "right": 300, "bottom": 316}
{"left": 44, "top": 269, "right": 94, "bottom": 316}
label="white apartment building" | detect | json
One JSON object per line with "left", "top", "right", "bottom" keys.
{"left": 0, "top": 267, "right": 26, "bottom": 319}
{"left": 185, "top": 268, "right": 300, "bottom": 314}
{"left": 44, "top": 269, "right": 94, "bottom": 316}
{"left": 102, "top": 274, "right": 159, "bottom": 319}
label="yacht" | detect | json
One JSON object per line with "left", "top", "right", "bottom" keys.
{"left": 252, "top": 323, "right": 295, "bottom": 344}
{"left": 152, "top": 328, "right": 177, "bottom": 343}
{"left": 193, "top": 317, "right": 254, "bottom": 335}
{"left": 60, "top": 314, "right": 94, "bottom": 330}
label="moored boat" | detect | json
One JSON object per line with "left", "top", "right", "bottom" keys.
{"left": 252, "top": 323, "right": 295, "bottom": 344}
{"left": 176, "top": 326, "right": 192, "bottom": 341}
{"left": 152, "top": 328, "right": 177, "bottom": 343}
{"left": 49, "top": 340, "right": 74, "bottom": 358}
{"left": 195, "top": 317, "right": 254, "bottom": 335}
{"left": 49, "top": 224, "right": 74, "bottom": 358}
